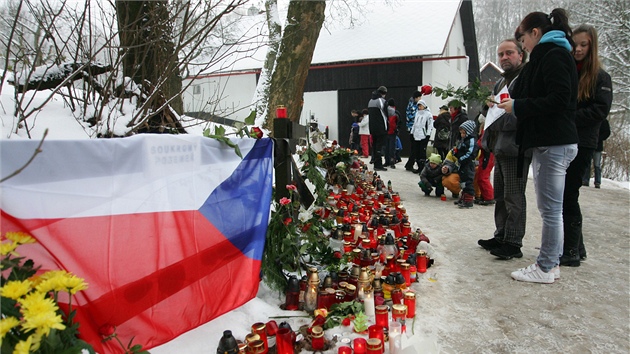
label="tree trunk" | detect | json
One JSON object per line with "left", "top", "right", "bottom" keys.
{"left": 115, "top": 0, "right": 184, "bottom": 133}
{"left": 267, "top": 0, "right": 325, "bottom": 131}
{"left": 253, "top": 0, "right": 282, "bottom": 128}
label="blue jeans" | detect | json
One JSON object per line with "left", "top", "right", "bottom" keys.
{"left": 583, "top": 150, "right": 603, "bottom": 185}
{"left": 531, "top": 144, "right": 577, "bottom": 272}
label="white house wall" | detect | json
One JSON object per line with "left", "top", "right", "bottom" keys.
{"left": 302, "top": 91, "right": 339, "bottom": 141}
{"left": 182, "top": 73, "right": 257, "bottom": 122}
{"left": 423, "top": 11, "right": 469, "bottom": 113}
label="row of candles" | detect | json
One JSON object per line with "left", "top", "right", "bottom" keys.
{"left": 216, "top": 304, "right": 412, "bottom": 354}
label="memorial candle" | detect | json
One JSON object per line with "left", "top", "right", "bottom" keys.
{"left": 375, "top": 305, "right": 389, "bottom": 330}
{"left": 363, "top": 286, "right": 375, "bottom": 317}
{"left": 353, "top": 337, "right": 367, "bottom": 354}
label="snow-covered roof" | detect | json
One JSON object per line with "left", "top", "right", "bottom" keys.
{"left": 481, "top": 61, "right": 503, "bottom": 74}
{"left": 200, "top": 0, "right": 462, "bottom": 75}
{"left": 312, "top": 0, "right": 461, "bottom": 64}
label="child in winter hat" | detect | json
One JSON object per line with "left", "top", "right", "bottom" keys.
{"left": 418, "top": 153, "right": 445, "bottom": 197}
{"left": 453, "top": 120, "right": 477, "bottom": 208}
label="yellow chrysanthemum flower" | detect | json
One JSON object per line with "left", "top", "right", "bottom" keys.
{"left": 1, "top": 241, "right": 19, "bottom": 256}
{"left": 1, "top": 316, "right": 21, "bottom": 340}
{"left": 29, "top": 330, "right": 44, "bottom": 351}
{"left": 39, "top": 269, "right": 68, "bottom": 280}
{"left": 4, "top": 232, "right": 36, "bottom": 245}
{"left": 0, "top": 280, "right": 33, "bottom": 300}
{"left": 18, "top": 292, "right": 66, "bottom": 336}
{"left": 317, "top": 154, "right": 323, "bottom": 160}
{"left": 13, "top": 335, "right": 34, "bottom": 354}
{"left": 36, "top": 272, "right": 88, "bottom": 295}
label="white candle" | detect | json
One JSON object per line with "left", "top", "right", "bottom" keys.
{"left": 363, "top": 291, "right": 375, "bottom": 318}
{"left": 354, "top": 224, "right": 362, "bottom": 239}
{"left": 389, "top": 321, "right": 402, "bottom": 354}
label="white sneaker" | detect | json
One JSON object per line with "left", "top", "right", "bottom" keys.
{"left": 551, "top": 266, "right": 560, "bottom": 280}
{"left": 511, "top": 263, "right": 555, "bottom": 284}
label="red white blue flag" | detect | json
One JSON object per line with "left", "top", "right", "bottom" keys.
{"left": 1, "top": 135, "right": 274, "bottom": 353}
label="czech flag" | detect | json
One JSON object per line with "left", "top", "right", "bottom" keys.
{"left": 0, "top": 135, "right": 274, "bottom": 353}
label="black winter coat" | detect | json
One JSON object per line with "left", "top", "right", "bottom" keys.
{"left": 433, "top": 112, "right": 452, "bottom": 151}
{"left": 511, "top": 42, "right": 578, "bottom": 151}
{"left": 368, "top": 92, "right": 388, "bottom": 136}
{"left": 575, "top": 69, "right": 613, "bottom": 149}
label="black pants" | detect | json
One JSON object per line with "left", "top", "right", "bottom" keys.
{"left": 372, "top": 134, "right": 386, "bottom": 168}
{"left": 562, "top": 147, "right": 594, "bottom": 254}
{"left": 405, "top": 137, "right": 429, "bottom": 169}
{"left": 384, "top": 134, "right": 397, "bottom": 165}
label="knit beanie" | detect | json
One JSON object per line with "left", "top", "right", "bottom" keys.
{"left": 428, "top": 153, "right": 442, "bottom": 165}
{"left": 459, "top": 120, "right": 476, "bottom": 136}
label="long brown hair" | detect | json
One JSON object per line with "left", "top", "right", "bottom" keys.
{"left": 574, "top": 24, "right": 601, "bottom": 102}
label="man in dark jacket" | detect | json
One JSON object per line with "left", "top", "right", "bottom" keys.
{"left": 478, "top": 39, "right": 530, "bottom": 260}
{"left": 368, "top": 86, "right": 389, "bottom": 171}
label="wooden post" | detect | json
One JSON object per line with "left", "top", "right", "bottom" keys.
{"left": 274, "top": 106, "right": 292, "bottom": 202}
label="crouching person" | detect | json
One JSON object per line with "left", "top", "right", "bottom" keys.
{"left": 418, "top": 153, "right": 445, "bottom": 197}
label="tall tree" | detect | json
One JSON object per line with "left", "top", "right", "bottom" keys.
{"left": 115, "top": 0, "right": 184, "bottom": 133}
{"left": 266, "top": 0, "right": 326, "bottom": 128}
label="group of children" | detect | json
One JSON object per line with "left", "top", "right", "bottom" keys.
{"left": 417, "top": 119, "right": 482, "bottom": 209}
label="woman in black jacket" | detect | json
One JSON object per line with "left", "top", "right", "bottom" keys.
{"left": 499, "top": 8, "right": 578, "bottom": 284}
{"left": 560, "top": 24, "right": 613, "bottom": 267}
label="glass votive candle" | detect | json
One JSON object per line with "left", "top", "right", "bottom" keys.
{"left": 375, "top": 305, "right": 389, "bottom": 330}
{"left": 338, "top": 346, "right": 353, "bottom": 354}
{"left": 366, "top": 338, "right": 383, "bottom": 354}
{"left": 404, "top": 292, "right": 416, "bottom": 318}
{"left": 310, "top": 325, "right": 325, "bottom": 350}
{"left": 392, "top": 304, "right": 407, "bottom": 325}
{"left": 275, "top": 328, "right": 294, "bottom": 354}
{"left": 389, "top": 321, "right": 402, "bottom": 354}
{"left": 391, "top": 289, "right": 403, "bottom": 305}
{"left": 353, "top": 337, "right": 367, "bottom": 354}
{"left": 368, "top": 324, "right": 384, "bottom": 348}
{"left": 252, "top": 322, "right": 268, "bottom": 351}
{"left": 247, "top": 339, "right": 266, "bottom": 354}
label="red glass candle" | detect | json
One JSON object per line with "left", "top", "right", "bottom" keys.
{"left": 338, "top": 346, "right": 352, "bottom": 354}
{"left": 400, "top": 263, "right": 411, "bottom": 286}
{"left": 417, "top": 250, "right": 427, "bottom": 273}
{"left": 366, "top": 338, "right": 383, "bottom": 354}
{"left": 404, "top": 292, "right": 416, "bottom": 318}
{"left": 368, "top": 324, "right": 385, "bottom": 349}
{"left": 317, "top": 289, "right": 329, "bottom": 310}
{"left": 375, "top": 305, "right": 389, "bottom": 330}
{"left": 252, "top": 322, "right": 268, "bottom": 352}
{"left": 410, "top": 265, "right": 417, "bottom": 283}
{"left": 310, "top": 326, "right": 325, "bottom": 350}
{"left": 401, "top": 222, "right": 411, "bottom": 236}
{"left": 353, "top": 337, "right": 367, "bottom": 354}
{"left": 284, "top": 276, "right": 300, "bottom": 311}
{"left": 275, "top": 328, "right": 294, "bottom": 354}
{"left": 392, "top": 304, "right": 407, "bottom": 325}
{"left": 391, "top": 289, "right": 403, "bottom": 305}
{"left": 247, "top": 339, "right": 266, "bottom": 354}
{"left": 276, "top": 105, "right": 287, "bottom": 118}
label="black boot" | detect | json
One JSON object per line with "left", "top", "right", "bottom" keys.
{"left": 560, "top": 249, "right": 581, "bottom": 267}
{"left": 562, "top": 217, "right": 582, "bottom": 267}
